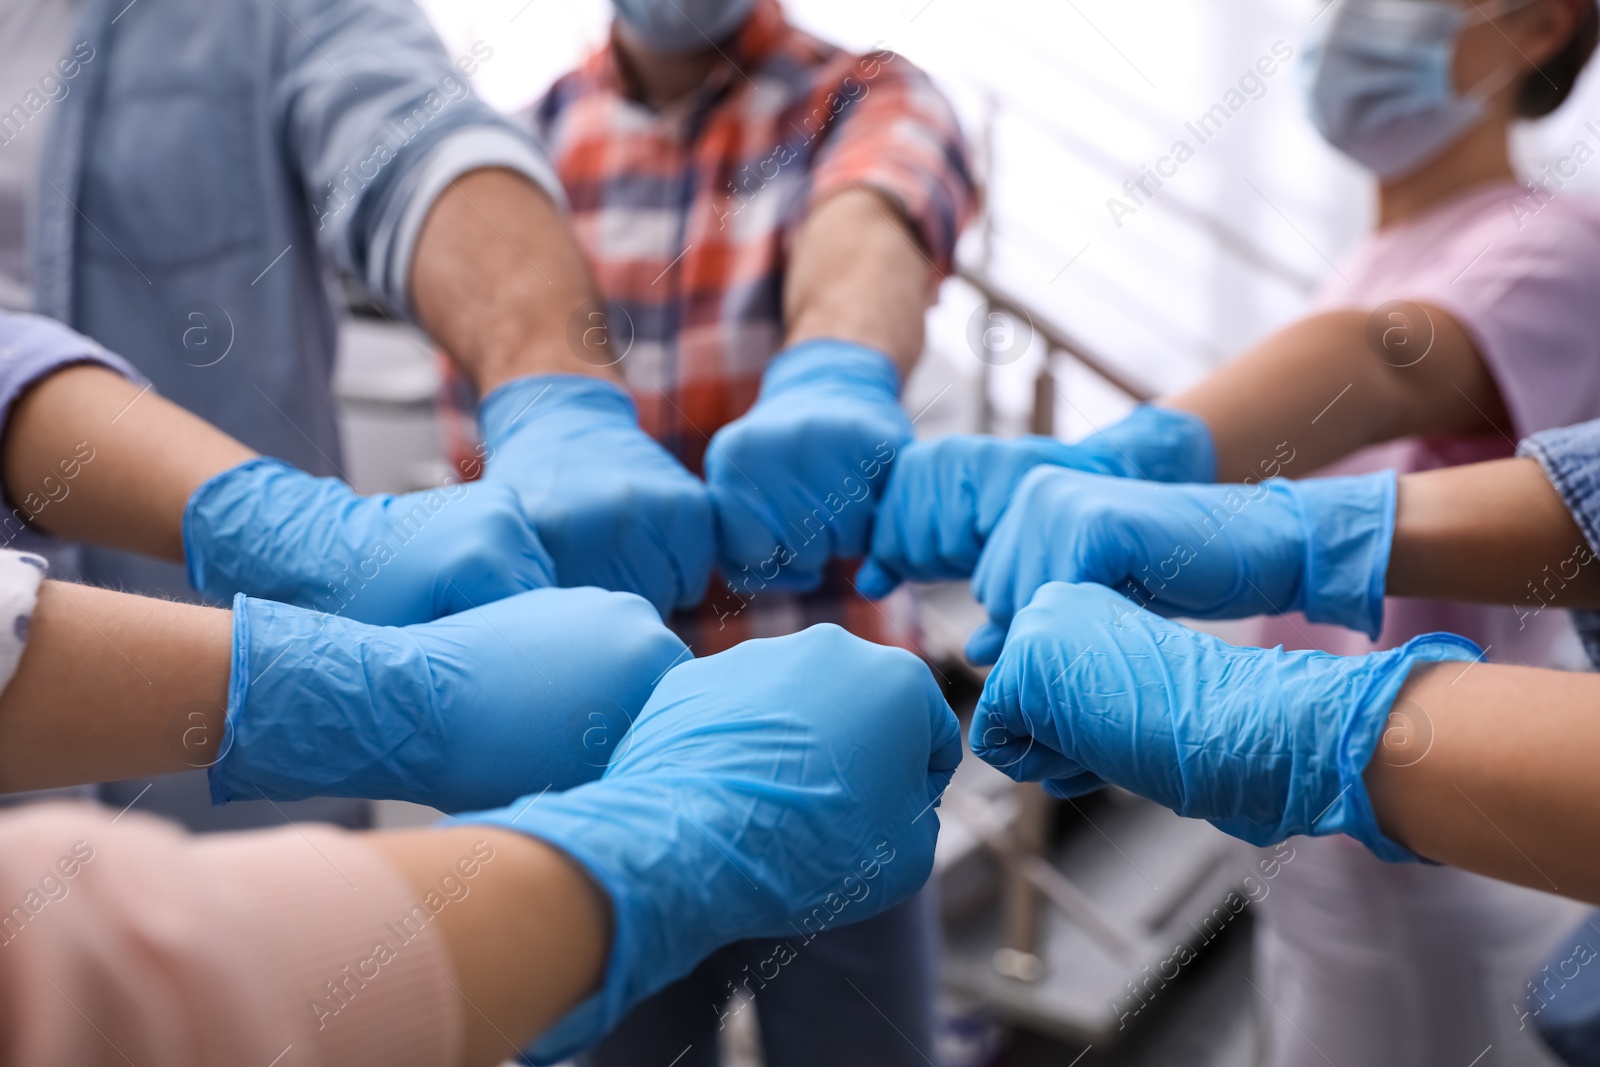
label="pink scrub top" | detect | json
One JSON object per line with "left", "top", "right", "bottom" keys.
{"left": 1248, "top": 180, "right": 1600, "bottom": 665}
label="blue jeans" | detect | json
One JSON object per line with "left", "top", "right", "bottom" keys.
{"left": 581, "top": 889, "right": 938, "bottom": 1067}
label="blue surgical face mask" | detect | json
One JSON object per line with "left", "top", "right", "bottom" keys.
{"left": 612, "top": 0, "right": 756, "bottom": 54}
{"left": 1301, "top": 0, "right": 1527, "bottom": 179}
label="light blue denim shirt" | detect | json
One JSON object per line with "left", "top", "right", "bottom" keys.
{"left": 35, "top": 0, "right": 559, "bottom": 596}
{"left": 1518, "top": 420, "right": 1600, "bottom": 667}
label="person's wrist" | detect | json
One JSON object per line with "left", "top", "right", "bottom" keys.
{"left": 472, "top": 334, "right": 626, "bottom": 397}
{"left": 1283, "top": 472, "right": 1397, "bottom": 639}
{"left": 492, "top": 829, "right": 613, "bottom": 975}
{"left": 182, "top": 457, "right": 326, "bottom": 600}
{"left": 212, "top": 596, "right": 429, "bottom": 805}
{"left": 760, "top": 339, "right": 901, "bottom": 403}
{"left": 1324, "top": 633, "right": 1482, "bottom": 862}
{"left": 368, "top": 825, "right": 612, "bottom": 1065}
{"left": 451, "top": 780, "right": 675, "bottom": 1062}
{"left": 1360, "top": 660, "right": 1456, "bottom": 860}
{"left": 452, "top": 779, "right": 720, "bottom": 1062}
{"left": 478, "top": 374, "right": 640, "bottom": 448}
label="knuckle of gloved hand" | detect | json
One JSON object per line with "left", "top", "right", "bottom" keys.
{"left": 604, "top": 588, "right": 682, "bottom": 644}
{"left": 926, "top": 436, "right": 973, "bottom": 461}
{"left": 474, "top": 496, "right": 539, "bottom": 545}
{"left": 675, "top": 489, "right": 716, "bottom": 536}
{"left": 1032, "top": 580, "right": 1089, "bottom": 611}
{"left": 870, "top": 646, "right": 940, "bottom": 716}
{"left": 1014, "top": 462, "right": 1059, "bottom": 497}
{"left": 1055, "top": 495, "right": 1110, "bottom": 534}
{"left": 1006, "top": 620, "right": 1059, "bottom": 669}
{"left": 630, "top": 628, "right": 689, "bottom": 684}
{"left": 795, "top": 624, "right": 887, "bottom": 680}
{"left": 579, "top": 585, "right": 659, "bottom": 620}
{"left": 715, "top": 417, "right": 770, "bottom": 457}
{"left": 621, "top": 474, "right": 700, "bottom": 520}
{"left": 438, "top": 522, "right": 516, "bottom": 577}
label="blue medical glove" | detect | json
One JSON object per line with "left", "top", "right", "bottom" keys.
{"left": 184, "top": 458, "right": 554, "bottom": 626}
{"left": 456, "top": 624, "right": 963, "bottom": 1063}
{"left": 210, "top": 587, "right": 690, "bottom": 813}
{"left": 964, "top": 466, "right": 1396, "bottom": 664}
{"left": 971, "top": 581, "right": 1480, "bottom": 857}
{"left": 479, "top": 375, "right": 715, "bottom": 616}
{"left": 706, "top": 341, "right": 911, "bottom": 593}
{"left": 856, "top": 405, "right": 1216, "bottom": 599}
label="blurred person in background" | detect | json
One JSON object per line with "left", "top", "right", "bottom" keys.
{"left": 434, "top": 0, "right": 975, "bottom": 1062}
{"left": 0, "top": 0, "right": 715, "bottom": 833}
{"left": 1190, "top": 4, "right": 1600, "bottom": 1063}
{"left": 862, "top": 0, "right": 1600, "bottom": 1063}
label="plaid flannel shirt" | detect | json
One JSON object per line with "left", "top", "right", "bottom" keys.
{"left": 444, "top": 0, "right": 974, "bottom": 654}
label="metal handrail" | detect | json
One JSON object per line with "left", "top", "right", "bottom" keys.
{"left": 952, "top": 266, "right": 1159, "bottom": 982}
{"left": 955, "top": 263, "right": 1156, "bottom": 407}
{"left": 949, "top": 29, "right": 1275, "bottom": 991}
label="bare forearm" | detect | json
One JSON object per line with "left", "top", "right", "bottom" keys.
{"left": 0, "top": 590, "right": 613, "bottom": 1063}
{"left": 1365, "top": 661, "right": 1600, "bottom": 903}
{"left": 1387, "top": 457, "right": 1600, "bottom": 606}
{"left": 1166, "top": 306, "right": 1507, "bottom": 481}
{"left": 784, "top": 188, "right": 937, "bottom": 374}
{"left": 411, "top": 168, "right": 612, "bottom": 392}
{"left": 1, "top": 365, "right": 255, "bottom": 560}
{"left": 366, "top": 827, "right": 609, "bottom": 1067}
{"left": 0, "top": 581, "right": 233, "bottom": 792}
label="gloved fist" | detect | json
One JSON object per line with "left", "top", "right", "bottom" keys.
{"left": 460, "top": 623, "right": 963, "bottom": 1062}
{"left": 970, "top": 581, "right": 1479, "bottom": 855}
{"left": 479, "top": 375, "right": 714, "bottom": 616}
{"left": 184, "top": 458, "right": 555, "bottom": 626}
{"left": 707, "top": 341, "right": 910, "bottom": 593}
{"left": 211, "top": 586, "right": 690, "bottom": 813}
{"left": 856, "top": 405, "right": 1217, "bottom": 599}
{"left": 964, "top": 466, "right": 1396, "bottom": 664}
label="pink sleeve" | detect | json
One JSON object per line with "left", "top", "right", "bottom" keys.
{"left": 0, "top": 804, "right": 463, "bottom": 1067}
{"left": 1405, "top": 203, "right": 1600, "bottom": 437}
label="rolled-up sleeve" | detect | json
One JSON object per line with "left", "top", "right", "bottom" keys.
{"left": 0, "top": 312, "right": 145, "bottom": 441}
{"left": 367, "top": 126, "right": 566, "bottom": 317}
{"left": 807, "top": 49, "right": 975, "bottom": 275}
{"left": 0, "top": 804, "right": 462, "bottom": 1067}
{"left": 1520, "top": 420, "right": 1600, "bottom": 559}
{"left": 1518, "top": 420, "right": 1600, "bottom": 666}
{"left": 1400, "top": 209, "right": 1600, "bottom": 440}
{"left": 275, "top": 0, "right": 565, "bottom": 317}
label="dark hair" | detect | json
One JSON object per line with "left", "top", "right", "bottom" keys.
{"left": 1516, "top": 1, "right": 1600, "bottom": 117}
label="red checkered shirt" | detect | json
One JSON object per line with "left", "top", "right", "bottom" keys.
{"left": 443, "top": 0, "right": 975, "bottom": 654}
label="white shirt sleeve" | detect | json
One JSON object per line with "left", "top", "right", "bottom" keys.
{"left": 0, "top": 548, "right": 47, "bottom": 691}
